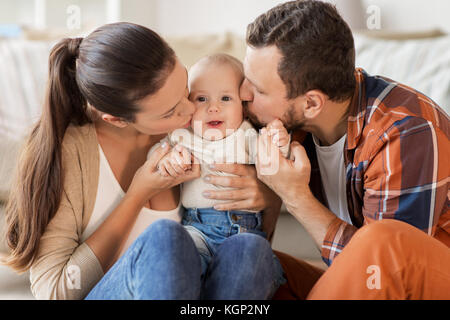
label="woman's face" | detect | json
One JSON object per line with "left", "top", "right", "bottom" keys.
{"left": 132, "top": 59, "right": 195, "bottom": 135}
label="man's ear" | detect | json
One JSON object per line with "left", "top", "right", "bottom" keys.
{"left": 303, "top": 90, "right": 326, "bottom": 120}
{"left": 101, "top": 113, "right": 129, "bottom": 128}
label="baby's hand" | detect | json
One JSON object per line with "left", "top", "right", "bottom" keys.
{"left": 157, "top": 144, "right": 192, "bottom": 177}
{"left": 265, "top": 119, "right": 290, "bottom": 149}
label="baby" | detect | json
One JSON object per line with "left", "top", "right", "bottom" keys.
{"left": 148, "top": 54, "right": 289, "bottom": 289}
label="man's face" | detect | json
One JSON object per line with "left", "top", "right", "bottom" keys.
{"left": 240, "top": 45, "right": 305, "bottom": 131}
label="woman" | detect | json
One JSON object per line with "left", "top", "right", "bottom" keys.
{"left": 2, "top": 22, "right": 283, "bottom": 300}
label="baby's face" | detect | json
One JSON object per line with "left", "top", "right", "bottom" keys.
{"left": 188, "top": 63, "right": 243, "bottom": 140}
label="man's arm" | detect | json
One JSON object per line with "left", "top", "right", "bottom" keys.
{"left": 258, "top": 117, "right": 449, "bottom": 266}
{"left": 261, "top": 138, "right": 358, "bottom": 265}
{"left": 255, "top": 131, "right": 339, "bottom": 255}
{"left": 319, "top": 117, "right": 449, "bottom": 265}
{"left": 283, "top": 188, "right": 341, "bottom": 250}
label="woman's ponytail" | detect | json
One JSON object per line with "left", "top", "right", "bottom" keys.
{"left": 3, "top": 37, "right": 90, "bottom": 271}
{"left": 3, "top": 22, "right": 176, "bottom": 272}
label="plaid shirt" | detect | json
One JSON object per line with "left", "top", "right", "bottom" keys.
{"left": 292, "top": 68, "right": 450, "bottom": 266}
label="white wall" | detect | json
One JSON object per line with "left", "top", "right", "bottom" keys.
{"left": 1, "top": 0, "right": 449, "bottom": 36}
{"left": 153, "top": 0, "right": 283, "bottom": 36}
{"left": 0, "top": 0, "right": 35, "bottom": 25}
{"left": 135, "top": 0, "right": 450, "bottom": 36}
{"left": 361, "top": 0, "right": 450, "bottom": 32}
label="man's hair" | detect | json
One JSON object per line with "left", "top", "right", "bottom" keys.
{"left": 246, "top": 0, "right": 356, "bottom": 102}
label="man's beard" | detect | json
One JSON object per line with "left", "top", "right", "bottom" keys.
{"left": 243, "top": 101, "right": 305, "bottom": 132}
{"left": 243, "top": 101, "right": 265, "bottom": 130}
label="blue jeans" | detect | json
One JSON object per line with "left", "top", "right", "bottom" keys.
{"left": 85, "top": 219, "right": 280, "bottom": 299}
{"left": 182, "top": 207, "right": 285, "bottom": 294}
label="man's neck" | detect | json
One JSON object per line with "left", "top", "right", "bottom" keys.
{"left": 308, "top": 97, "right": 351, "bottom": 146}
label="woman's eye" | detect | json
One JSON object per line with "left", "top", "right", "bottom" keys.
{"left": 163, "top": 112, "right": 174, "bottom": 119}
{"left": 222, "top": 96, "right": 231, "bottom": 102}
{"left": 197, "top": 96, "right": 207, "bottom": 102}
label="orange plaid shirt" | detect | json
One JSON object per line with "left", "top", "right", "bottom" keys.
{"left": 293, "top": 68, "right": 450, "bottom": 266}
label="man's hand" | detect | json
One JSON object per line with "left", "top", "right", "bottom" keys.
{"left": 256, "top": 125, "right": 336, "bottom": 248}
{"left": 201, "top": 163, "right": 282, "bottom": 239}
{"left": 202, "top": 163, "right": 279, "bottom": 212}
{"left": 256, "top": 126, "right": 311, "bottom": 207}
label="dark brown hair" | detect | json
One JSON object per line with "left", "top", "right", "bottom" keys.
{"left": 246, "top": 0, "right": 356, "bottom": 101}
{"left": 3, "top": 22, "right": 176, "bottom": 272}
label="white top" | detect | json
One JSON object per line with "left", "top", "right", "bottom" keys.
{"left": 148, "top": 120, "right": 290, "bottom": 210}
{"left": 80, "top": 145, "right": 183, "bottom": 259}
{"left": 312, "top": 133, "right": 352, "bottom": 225}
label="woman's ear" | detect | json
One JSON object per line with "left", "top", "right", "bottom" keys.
{"left": 101, "top": 113, "right": 129, "bottom": 128}
{"left": 303, "top": 90, "right": 326, "bottom": 120}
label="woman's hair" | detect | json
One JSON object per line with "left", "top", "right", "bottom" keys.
{"left": 3, "top": 22, "right": 176, "bottom": 272}
{"left": 246, "top": 0, "right": 356, "bottom": 102}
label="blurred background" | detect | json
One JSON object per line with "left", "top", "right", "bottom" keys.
{"left": 1, "top": 0, "right": 450, "bottom": 36}
{"left": 0, "top": 0, "right": 449, "bottom": 299}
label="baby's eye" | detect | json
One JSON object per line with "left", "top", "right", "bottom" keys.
{"left": 221, "top": 96, "right": 231, "bottom": 102}
{"left": 197, "top": 96, "right": 207, "bottom": 102}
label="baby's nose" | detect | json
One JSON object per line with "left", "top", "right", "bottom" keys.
{"left": 207, "top": 103, "right": 220, "bottom": 113}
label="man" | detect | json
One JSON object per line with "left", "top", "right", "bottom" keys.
{"left": 241, "top": 0, "right": 450, "bottom": 299}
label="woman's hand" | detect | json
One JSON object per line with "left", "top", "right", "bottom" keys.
{"left": 127, "top": 142, "right": 200, "bottom": 206}
{"left": 157, "top": 144, "right": 192, "bottom": 177}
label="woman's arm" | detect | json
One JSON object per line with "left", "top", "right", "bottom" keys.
{"left": 85, "top": 143, "right": 200, "bottom": 273}
{"left": 84, "top": 192, "right": 153, "bottom": 272}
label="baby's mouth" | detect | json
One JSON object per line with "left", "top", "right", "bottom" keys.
{"left": 206, "top": 120, "right": 224, "bottom": 128}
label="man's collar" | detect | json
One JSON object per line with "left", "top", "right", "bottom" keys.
{"left": 292, "top": 68, "right": 367, "bottom": 149}
{"left": 345, "top": 68, "right": 366, "bottom": 150}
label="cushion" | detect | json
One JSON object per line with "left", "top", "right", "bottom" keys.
{"left": 165, "top": 32, "right": 246, "bottom": 69}
{"left": 354, "top": 33, "right": 450, "bottom": 115}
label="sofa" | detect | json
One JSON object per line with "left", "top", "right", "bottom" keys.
{"left": 0, "top": 30, "right": 449, "bottom": 299}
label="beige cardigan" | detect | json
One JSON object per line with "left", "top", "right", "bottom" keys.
{"left": 30, "top": 124, "right": 104, "bottom": 300}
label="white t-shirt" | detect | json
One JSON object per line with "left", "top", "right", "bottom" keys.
{"left": 312, "top": 133, "right": 352, "bottom": 225}
{"left": 80, "top": 145, "right": 183, "bottom": 259}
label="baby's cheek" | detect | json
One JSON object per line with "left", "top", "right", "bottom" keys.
{"left": 227, "top": 104, "right": 244, "bottom": 128}
{"left": 191, "top": 109, "right": 206, "bottom": 135}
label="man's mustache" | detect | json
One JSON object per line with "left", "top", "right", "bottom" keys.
{"left": 242, "top": 101, "right": 265, "bottom": 130}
